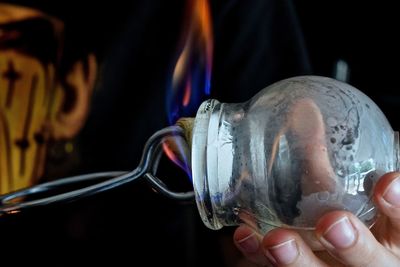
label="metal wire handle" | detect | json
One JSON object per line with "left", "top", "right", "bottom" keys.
{"left": 0, "top": 126, "right": 195, "bottom": 216}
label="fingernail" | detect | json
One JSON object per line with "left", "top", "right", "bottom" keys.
{"left": 265, "top": 239, "right": 298, "bottom": 265}
{"left": 236, "top": 232, "right": 259, "bottom": 253}
{"left": 322, "top": 217, "right": 356, "bottom": 249}
{"left": 383, "top": 177, "right": 400, "bottom": 206}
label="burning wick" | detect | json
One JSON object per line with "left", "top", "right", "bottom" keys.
{"left": 175, "top": 117, "right": 194, "bottom": 149}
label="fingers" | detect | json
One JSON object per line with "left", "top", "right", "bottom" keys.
{"left": 233, "top": 172, "right": 400, "bottom": 266}
{"left": 373, "top": 172, "right": 400, "bottom": 242}
{"left": 234, "top": 225, "right": 328, "bottom": 266}
{"left": 262, "top": 228, "right": 328, "bottom": 266}
{"left": 233, "top": 225, "right": 270, "bottom": 266}
{"left": 374, "top": 172, "right": 400, "bottom": 217}
{"left": 234, "top": 210, "right": 400, "bottom": 267}
{"left": 315, "top": 211, "right": 400, "bottom": 266}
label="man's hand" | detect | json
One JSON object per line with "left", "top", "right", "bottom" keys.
{"left": 233, "top": 172, "right": 400, "bottom": 266}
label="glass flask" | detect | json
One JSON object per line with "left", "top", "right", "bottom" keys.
{"left": 190, "top": 75, "right": 399, "bottom": 234}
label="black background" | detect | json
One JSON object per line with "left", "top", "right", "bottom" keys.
{"left": 0, "top": 0, "right": 399, "bottom": 266}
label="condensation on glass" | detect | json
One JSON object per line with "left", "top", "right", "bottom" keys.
{"left": 191, "top": 75, "right": 399, "bottom": 233}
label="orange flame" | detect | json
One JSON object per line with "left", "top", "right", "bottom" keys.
{"left": 172, "top": 0, "right": 213, "bottom": 87}
{"left": 168, "top": 0, "right": 213, "bottom": 124}
{"left": 165, "top": 0, "right": 213, "bottom": 179}
{"left": 162, "top": 139, "right": 191, "bottom": 178}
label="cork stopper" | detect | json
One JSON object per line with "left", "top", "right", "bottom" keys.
{"left": 176, "top": 117, "right": 194, "bottom": 149}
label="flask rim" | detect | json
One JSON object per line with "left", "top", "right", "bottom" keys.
{"left": 191, "top": 99, "right": 223, "bottom": 230}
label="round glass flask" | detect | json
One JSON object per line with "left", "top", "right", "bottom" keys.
{"left": 190, "top": 75, "right": 399, "bottom": 234}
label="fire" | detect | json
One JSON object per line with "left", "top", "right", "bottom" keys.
{"left": 167, "top": 0, "right": 213, "bottom": 124}
{"left": 164, "top": 0, "right": 213, "bottom": 180}
{"left": 162, "top": 139, "right": 191, "bottom": 179}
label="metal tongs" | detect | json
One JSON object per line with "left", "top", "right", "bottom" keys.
{"left": 0, "top": 126, "right": 195, "bottom": 216}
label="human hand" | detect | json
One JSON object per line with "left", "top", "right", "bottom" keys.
{"left": 233, "top": 172, "right": 400, "bottom": 266}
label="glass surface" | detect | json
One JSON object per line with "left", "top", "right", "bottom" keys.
{"left": 191, "top": 75, "right": 399, "bottom": 234}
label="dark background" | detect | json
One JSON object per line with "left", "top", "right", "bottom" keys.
{"left": 0, "top": 0, "right": 399, "bottom": 266}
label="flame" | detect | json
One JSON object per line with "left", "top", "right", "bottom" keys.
{"left": 162, "top": 139, "right": 192, "bottom": 180}
{"left": 163, "top": 0, "right": 213, "bottom": 180}
{"left": 182, "top": 78, "right": 191, "bottom": 107}
{"left": 167, "top": 0, "right": 213, "bottom": 124}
